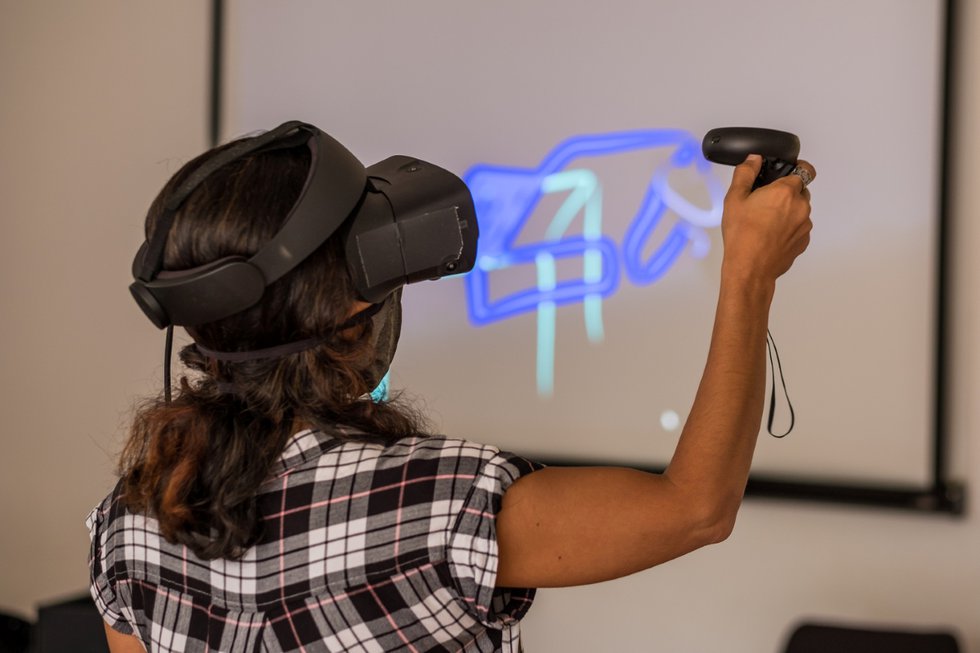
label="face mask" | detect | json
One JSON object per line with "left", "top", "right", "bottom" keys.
{"left": 369, "top": 372, "right": 390, "bottom": 403}
{"left": 364, "top": 288, "right": 402, "bottom": 400}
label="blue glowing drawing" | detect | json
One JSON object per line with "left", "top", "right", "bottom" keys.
{"left": 463, "top": 129, "right": 726, "bottom": 396}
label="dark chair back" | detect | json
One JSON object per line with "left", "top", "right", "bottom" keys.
{"left": 784, "top": 622, "right": 961, "bottom": 653}
{"left": 0, "top": 613, "right": 32, "bottom": 653}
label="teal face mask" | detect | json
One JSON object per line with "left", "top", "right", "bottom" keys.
{"left": 364, "top": 288, "right": 402, "bottom": 402}
{"left": 370, "top": 372, "right": 390, "bottom": 403}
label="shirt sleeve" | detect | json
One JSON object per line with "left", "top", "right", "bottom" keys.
{"left": 86, "top": 498, "right": 134, "bottom": 635}
{"left": 446, "top": 448, "right": 543, "bottom": 628}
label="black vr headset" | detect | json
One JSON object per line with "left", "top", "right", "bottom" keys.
{"left": 130, "top": 120, "right": 479, "bottom": 329}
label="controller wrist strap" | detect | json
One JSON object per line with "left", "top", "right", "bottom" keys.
{"left": 766, "top": 329, "right": 795, "bottom": 438}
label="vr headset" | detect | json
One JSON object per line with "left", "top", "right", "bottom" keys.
{"left": 130, "top": 120, "right": 478, "bottom": 328}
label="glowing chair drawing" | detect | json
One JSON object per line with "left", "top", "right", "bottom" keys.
{"left": 463, "top": 129, "right": 724, "bottom": 396}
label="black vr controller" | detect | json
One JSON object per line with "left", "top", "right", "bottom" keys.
{"left": 703, "top": 127, "right": 802, "bottom": 438}
{"left": 701, "top": 127, "right": 800, "bottom": 190}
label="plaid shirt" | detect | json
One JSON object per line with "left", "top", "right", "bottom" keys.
{"left": 87, "top": 429, "right": 542, "bottom": 652}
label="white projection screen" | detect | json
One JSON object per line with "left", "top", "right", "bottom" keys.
{"left": 221, "top": 0, "right": 954, "bottom": 506}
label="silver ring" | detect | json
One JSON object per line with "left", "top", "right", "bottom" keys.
{"left": 790, "top": 166, "right": 813, "bottom": 189}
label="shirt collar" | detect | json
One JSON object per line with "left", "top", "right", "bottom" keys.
{"left": 271, "top": 428, "right": 342, "bottom": 477}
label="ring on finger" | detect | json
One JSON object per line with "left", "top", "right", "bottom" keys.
{"left": 790, "top": 166, "right": 813, "bottom": 190}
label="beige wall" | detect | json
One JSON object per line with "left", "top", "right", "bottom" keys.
{"left": 0, "top": 0, "right": 207, "bottom": 616}
{"left": 520, "top": 3, "right": 980, "bottom": 651}
{"left": 1, "top": 2, "right": 977, "bottom": 652}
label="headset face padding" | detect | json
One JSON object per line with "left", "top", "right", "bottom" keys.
{"left": 129, "top": 122, "right": 479, "bottom": 327}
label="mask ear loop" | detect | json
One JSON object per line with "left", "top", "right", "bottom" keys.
{"left": 766, "top": 329, "right": 794, "bottom": 438}
{"left": 164, "top": 325, "right": 174, "bottom": 403}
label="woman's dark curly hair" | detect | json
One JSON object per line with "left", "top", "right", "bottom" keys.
{"left": 119, "top": 134, "right": 428, "bottom": 560}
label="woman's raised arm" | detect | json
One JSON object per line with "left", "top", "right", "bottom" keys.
{"left": 496, "top": 155, "right": 815, "bottom": 588}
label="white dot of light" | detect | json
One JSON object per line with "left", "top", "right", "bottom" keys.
{"left": 660, "top": 410, "right": 681, "bottom": 432}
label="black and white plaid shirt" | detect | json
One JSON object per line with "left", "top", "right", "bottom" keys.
{"left": 87, "top": 429, "right": 542, "bottom": 652}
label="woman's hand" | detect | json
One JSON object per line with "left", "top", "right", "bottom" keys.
{"left": 721, "top": 155, "right": 816, "bottom": 284}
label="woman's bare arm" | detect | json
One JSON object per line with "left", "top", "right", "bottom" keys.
{"left": 104, "top": 622, "right": 146, "bottom": 652}
{"left": 496, "top": 155, "right": 814, "bottom": 588}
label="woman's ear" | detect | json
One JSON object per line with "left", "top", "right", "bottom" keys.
{"left": 348, "top": 300, "right": 373, "bottom": 317}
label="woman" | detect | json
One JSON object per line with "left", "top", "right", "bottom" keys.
{"left": 89, "top": 123, "right": 814, "bottom": 652}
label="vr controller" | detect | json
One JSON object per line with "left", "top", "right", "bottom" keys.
{"left": 701, "top": 127, "right": 800, "bottom": 190}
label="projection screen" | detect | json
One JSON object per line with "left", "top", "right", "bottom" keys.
{"left": 220, "top": 0, "right": 952, "bottom": 503}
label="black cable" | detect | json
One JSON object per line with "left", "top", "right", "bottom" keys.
{"left": 164, "top": 325, "right": 174, "bottom": 403}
